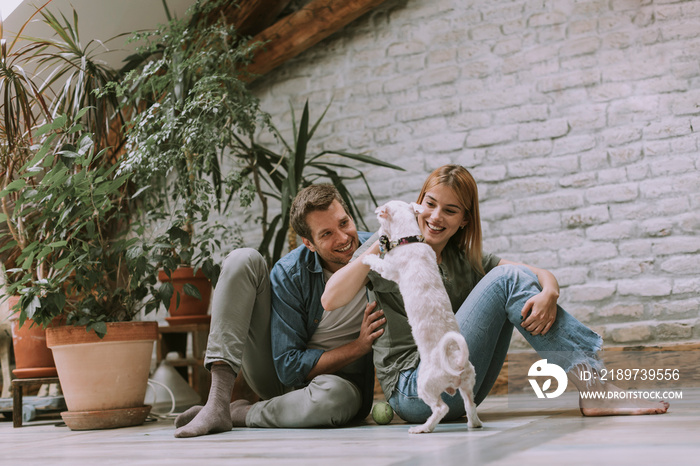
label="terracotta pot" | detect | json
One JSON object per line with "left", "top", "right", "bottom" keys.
{"left": 157, "top": 267, "right": 212, "bottom": 318}
{"left": 46, "top": 321, "right": 158, "bottom": 430}
{"left": 8, "top": 296, "right": 58, "bottom": 379}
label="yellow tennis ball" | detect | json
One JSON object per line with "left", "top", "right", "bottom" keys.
{"left": 372, "top": 401, "right": 394, "bottom": 425}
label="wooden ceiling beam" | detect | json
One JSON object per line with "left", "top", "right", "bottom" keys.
{"left": 245, "top": 0, "right": 390, "bottom": 81}
{"left": 219, "top": 0, "right": 294, "bottom": 37}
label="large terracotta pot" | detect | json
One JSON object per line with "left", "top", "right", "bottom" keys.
{"left": 46, "top": 321, "right": 158, "bottom": 430}
{"left": 158, "top": 267, "right": 212, "bottom": 324}
{"left": 8, "top": 296, "right": 58, "bottom": 378}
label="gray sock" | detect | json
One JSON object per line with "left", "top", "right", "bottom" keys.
{"left": 174, "top": 364, "right": 235, "bottom": 438}
{"left": 174, "top": 404, "right": 203, "bottom": 429}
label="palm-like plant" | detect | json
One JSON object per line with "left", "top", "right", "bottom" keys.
{"left": 0, "top": 9, "right": 51, "bottom": 271}
{"left": 233, "top": 100, "right": 405, "bottom": 266}
{"left": 30, "top": 9, "right": 125, "bottom": 152}
{"left": 1, "top": 6, "right": 125, "bottom": 286}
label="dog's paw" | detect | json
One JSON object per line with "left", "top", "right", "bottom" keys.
{"left": 408, "top": 424, "right": 434, "bottom": 434}
{"left": 362, "top": 255, "right": 382, "bottom": 270}
{"left": 467, "top": 416, "right": 483, "bottom": 428}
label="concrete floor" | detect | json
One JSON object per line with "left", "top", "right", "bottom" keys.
{"left": 1, "top": 388, "right": 698, "bottom": 466}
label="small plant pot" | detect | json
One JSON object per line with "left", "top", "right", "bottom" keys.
{"left": 158, "top": 267, "right": 212, "bottom": 324}
{"left": 8, "top": 296, "right": 58, "bottom": 379}
{"left": 46, "top": 321, "right": 158, "bottom": 430}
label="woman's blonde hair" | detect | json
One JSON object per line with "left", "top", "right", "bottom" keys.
{"left": 416, "top": 165, "right": 485, "bottom": 275}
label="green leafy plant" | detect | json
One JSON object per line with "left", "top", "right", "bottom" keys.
{"left": 108, "top": 0, "right": 262, "bottom": 291}
{"left": 233, "top": 100, "right": 405, "bottom": 265}
{"left": 1, "top": 116, "right": 158, "bottom": 337}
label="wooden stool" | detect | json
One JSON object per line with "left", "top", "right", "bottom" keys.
{"left": 11, "top": 377, "right": 60, "bottom": 427}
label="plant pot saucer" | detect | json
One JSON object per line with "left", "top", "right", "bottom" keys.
{"left": 60, "top": 405, "right": 152, "bottom": 431}
{"left": 12, "top": 367, "right": 58, "bottom": 378}
{"left": 165, "top": 315, "right": 211, "bottom": 326}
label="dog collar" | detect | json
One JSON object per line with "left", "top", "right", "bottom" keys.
{"left": 378, "top": 234, "right": 425, "bottom": 254}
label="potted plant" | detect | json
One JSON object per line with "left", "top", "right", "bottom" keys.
{"left": 232, "top": 99, "right": 405, "bottom": 266}
{"left": 0, "top": 8, "right": 55, "bottom": 378}
{"left": 0, "top": 4, "right": 163, "bottom": 429}
{"left": 4, "top": 115, "right": 160, "bottom": 430}
{"left": 107, "top": 0, "right": 262, "bottom": 322}
{"left": 0, "top": 6, "right": 125, "bottom": 377}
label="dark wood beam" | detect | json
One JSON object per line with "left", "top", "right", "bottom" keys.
{"left": 220, "top": 0, "right": 294, "bottom": 37}
{"left": 245, "top": 0, "right": 390, "bottom": 81}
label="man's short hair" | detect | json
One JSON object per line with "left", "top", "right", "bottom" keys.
{"left": 290, "top": 184, "right": 351, "bottom": 241}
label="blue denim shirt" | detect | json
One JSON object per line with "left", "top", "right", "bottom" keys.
{"left": 269, "top": 231, "right": 373, "bottom": 388}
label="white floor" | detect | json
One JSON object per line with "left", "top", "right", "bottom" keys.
{"left": 1, "top": 389, "right": 698, "bottom": 466}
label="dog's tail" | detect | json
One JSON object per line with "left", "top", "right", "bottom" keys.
{"left": 438, "top": 331, "right": 468, "bottom": 377}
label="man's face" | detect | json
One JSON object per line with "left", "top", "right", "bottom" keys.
{"left": 301, "top": 200, "right": 359, "bottom": 273}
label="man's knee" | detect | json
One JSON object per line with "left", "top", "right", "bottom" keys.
{"left": 220, "top": 248, "right": 267, "bottom": 283}
{"left": 308, "top": 375, "right": 362, "bottom": 426}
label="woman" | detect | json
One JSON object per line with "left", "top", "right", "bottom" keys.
{"left": 322, "top": 164, "right": 669, "bottom": 423}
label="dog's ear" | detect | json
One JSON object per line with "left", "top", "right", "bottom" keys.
{"left": 375, "top": 204, "right": 389, "bottom": 218}
{"left": 411, "top": 202, "right": 425, "bottom": 215}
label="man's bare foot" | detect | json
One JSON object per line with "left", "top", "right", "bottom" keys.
{"left": 230, "top": 400, "right": 253, "bottom": 427}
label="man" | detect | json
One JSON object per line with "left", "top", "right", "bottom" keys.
{"left": 174, "top": 184, "right": 385, "bottom": 437}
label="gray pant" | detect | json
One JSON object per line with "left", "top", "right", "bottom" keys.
{"left": 204, "top": 248, "right": 362, "bottom": 428}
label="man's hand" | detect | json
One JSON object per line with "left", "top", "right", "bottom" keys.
{"left": 305, "top": 301, "right": 385, "bottom": 381}
{"left": 356, "top": 301, "right": 385, "bottom": 355}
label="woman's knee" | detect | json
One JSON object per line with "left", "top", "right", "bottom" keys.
{"left": 486, "top": 264, "right": 540, "bottom": 292}
{"left": 490, "top": 263, "right": 532, "bottom": 280}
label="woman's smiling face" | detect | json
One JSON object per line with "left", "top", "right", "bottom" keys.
{"left": 417, "top": 184, "right": 469, "bottom": 255}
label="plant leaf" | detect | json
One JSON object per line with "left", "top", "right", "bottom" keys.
{"left": 183, "top": 283, "right": 202, "bottom": 300}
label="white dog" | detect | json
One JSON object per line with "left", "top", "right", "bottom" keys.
{"left": 363, "top": 200, "right": 482, "bottom": 434}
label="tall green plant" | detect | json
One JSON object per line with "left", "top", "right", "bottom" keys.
{"left": 233, "top": 100, "right": 405, "bottom": 266}
{"left": 0, "top": 7, "right": 51, "bottom": 271}
{"left": 109, "top": 0, "right": 263, "bottom": 286}
{"left": 1, "top": 5, "right": 125, "bottom": 283}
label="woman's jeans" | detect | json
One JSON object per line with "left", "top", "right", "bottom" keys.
{"left": 388, "top": 264, "right": 603, "bottom": 423}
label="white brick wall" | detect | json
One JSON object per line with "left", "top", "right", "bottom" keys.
{"left": 243, "top": 0, "right": 700, "bottom": 347}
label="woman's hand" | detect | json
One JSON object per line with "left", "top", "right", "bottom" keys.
{"left": 499, "top": 259, "right": 561, "bottom": 336}
{"left": 520, "top": 288, "right": 558, "bottom": 336}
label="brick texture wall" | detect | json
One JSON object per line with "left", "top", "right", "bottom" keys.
{"left": 243, "top": 0, "right": 700, "bottom": 348}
